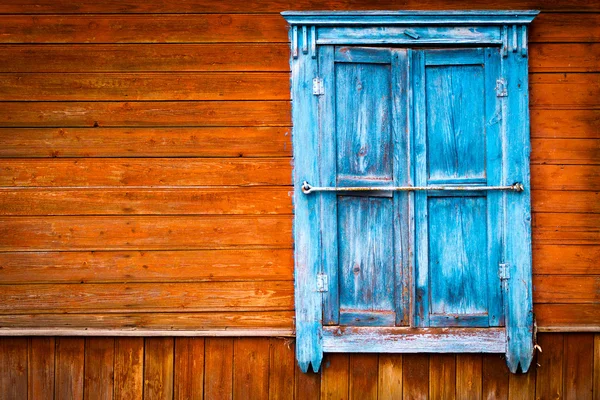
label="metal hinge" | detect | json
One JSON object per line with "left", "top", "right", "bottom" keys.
{"left": 496, "top": 78, "right": 508, "bottom": 97}
{"left": 316, "top": 273, "right": 328, "bottom": 292}
{"left": 312, "top": 78, "right": 325, "bottom": 96}
{"left": 499, "top": 263, "right": 510, "bottom": 280}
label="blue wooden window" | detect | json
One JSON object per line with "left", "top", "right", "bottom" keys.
{"left": 282, "top": 11, "right": 538, "bottom": 374}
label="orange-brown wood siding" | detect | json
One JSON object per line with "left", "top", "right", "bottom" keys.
{"left": 0, "top": 334, "right": 599, "bottom": 399}
{"left": 0, "top": 1, "right": 597, "bottom": 335}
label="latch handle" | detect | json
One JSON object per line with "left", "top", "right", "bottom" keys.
{"left": 301, "top": 181, "right": 524, "bottom": 194}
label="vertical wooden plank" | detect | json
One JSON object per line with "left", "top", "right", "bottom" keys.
{"left": 84, "top": 338, "right": 115, "bottom": 400}
{"left": 232, "top": 338, "right": 269, "bottom": 400}
{"left": 0, "top": 338, "right": 28, "bottom": 400}
{"left": 482, "top": 354, "right": 509, "bottom": 400}
{"left": 348, "top": 354, "right": 378, "bottom": 400}
{"left": 430, "top": 354, "right": 455, "bottom": 400}
{"left": 594, "top": 334, "right": 600, "bottom": 400}
{"left": 28, "top": 337, "right": 55, "bottom": 400}
{"left": 269, "top": 338, "right": 295, "bottom": 400}
{"left": 535, "top": 333, "right": 564, "bottom": 400}
{"left": 174, "top": 338, "right": 204, "bottom": 400}
{"left": 508, "top": 369, "right": 535, "bottom": 399}
{"left": 55, "top": 337, "right": 85, "bottom": 400}
{"left": 290, "top": 19, "right": 323, "bottom": 372}
{"left": 563, "top": 333, "right": 594, "bottom": 400}
{"left": 321, "top": 354, "right": 349, "bottom": 400}
{"left": 378, "top": 354, "right": 402, "bottom": 400}
{"left": 295, "top": 364, "right": 320, "bottom": 400}
{"left": 402, "top": 354, "right": 429, "bottom": 400}
{"left": 114, "top": 338, "right": 143, "bottom": 400}
{"left": 204, "top": 338, "right": 233, "bottom": 400}
{"left": 144, "top": 338, "right": 174, "bottom": 400}
{"left": 456, "top": 354, "right": 482, "bottom": 400}
{"left": 503, "top": 23, "right": 534, "bottom": 373}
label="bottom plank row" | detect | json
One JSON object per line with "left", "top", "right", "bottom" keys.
{"left": 1, "top": 333, "right": 598, "bottom": 400}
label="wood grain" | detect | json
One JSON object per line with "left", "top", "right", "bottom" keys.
{"left": 456, "top": 355, "right": 483, "bottom": 400}
{"left": 0, "top": 73, "right": 290, "bottom": 101}
{"left": 0, "top": 101, "right": 291, "bottom": 127}
{"left": 0, "top": 249, "right": 293, "bottom": 284}
{"left": 530, "top": 13, "right": 600, "bottom": 43}
{"left": 531, "top": 139, "right": 600, "bottom": 164}
{"left": 28, "top": 337, "right": 55, "bottom": 400}
{"left": 348, "top": 354, "right": 377, "bottom": 400}
{"left": 402, "top": 354, "right": 429, "bottom": 399}
{"left": 533, "top": 245, "right": 600, "bottom": 275}
{"left": 532, "top": 191, "right": 600, "bottom": 214}
{"left": 482, "top": 354, "right": 509, "bottom": 400}
{"left": 0, "top": 187, "right": 292, "bottom": 216}
{"left": 143, "top": 338, "right": 174, "bottom": 400}
{"left": 563, "top": 333, "right": 594, "bottom": 400}
{"left": 0, "top": 281, "right": 293, "bottom": 313}
{"left": 0, "top": 215, "right": 292, "bottom": 251}
{"left": 174, "top": 338, "right": 204, "bottom": 400}
{"left": 84, "top": 338, "right": 115, "bottom": 400}
{"left": 429, "top": 354, "right": 455, "bottom": 400}
{"left": 0, "top": 311, "right": 295, "bottom": 332}
{"left": 534, "top": 275, "right": 600, "bottom": 304}
{"left": 508, "top": 371, "right": 535, "bottom": 400}
{"left": 377, "top": 354, "right": 402, "bottom": 400}
{"left": 0, "top": 0, "right": 597, "bottom": 13}
{"left": 531, "top": 109, "right": 600, "bottom": 139}
{"left": 295, "top": 364, "right": 321, "bottom": 400}
{"left": 531, "top": 165, "right": 600, "bottom": 191}
{"left": 529, "top": 43, "right": 600, "bottom": 72}
{"left": 113, "top": 338, "right": 144, "bottom": 400}
{"left": 54, "top": 337, "right": 85, "bottom": 400}
{"left": 204, "top": 338, "right": 233, "bottom": 400}
{"left": 530, "top": 74, "right": 600, "bottom": 110}
{"left": 535, "top": 334, "right": 564, "bottom": 399}
{"left": 0, "top": 44, "right": 289, "bottom": 72}
{"left": 0, "top": 338, "right": 28, "bottom": 400}
{"left": 0, "top": 14, "right": 288, "bottom": 43}
{"left": 0, "top": 127, "right": 291, "bottom": 158}
{"left": 535, "top": 304, "right": 600, "bottom": 330}
{"left": 532, "top": 213, "right": 600, "bottom": 245}
{"left": 321, "top": 354, "right": 349, "bottom": 400}
{"left": 233, "top": 338, "right": 270, "bottom": 399}
{"left": 269, "top": 338, "right": 295, "bottom": 400}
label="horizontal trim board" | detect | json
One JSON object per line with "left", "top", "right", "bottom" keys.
{"left": 0, "top": 1, "right": 595, "bottom": 13}
{"left": 0, "top": 101, "right": 291, "bottom": 127}
{"left": 0, "top": 215, "right": 293, "bottom": 251}
{"left": 0, "top": 249, "right": 293, "bottom": 284}
{"left": 0, "top": 158, "right": 292, "bottom": 187}
{"left": 0, "top": 14, "right": 289, "bottom": 43}
{"left": 0, "top": 311, "right": 295, "bottom": 330}
{"left": 530, "top": 74, "right": 600, "bottom": 110}
{"left": 531, "top": 165, "right": 600, "bottom": 191}
{"left": 535, "top": 304, "right": 600, "bottom": 328}
{"left": 532, "top": 191, "right": 600, "bottom": 214}
{"left": 531, "top": 110, "right": 600, "bottom": 139}
{"left": 533, "top": 275, "right": 600, "bottom": 303}
{"left": 0, "top": 73, "right": 291, "bottom": 101}
{"left": 531, "top": 139, "right": 600, "bottom": 165}
{"left": 0, "top": 281, "right": 294, "bottom": 313}
{"left": 0, "top": 328, "right": 294, "bottom": 336}
{"left": 0, "top": 187, "right": 293, "bottom": 216}
{"left": 0, "top": 44, "right": 290, "bottom": 72}
{"left": 322, "top": 327, "right": 507, "bottom": 353}
{"left": 0, "top": 127, "right": 292, "bottom": 158}
{"left": 532, "top": 212, "right": 600, "bottom": 245}
{"left": 530, "top": 13, "right": 600, "bottom": 42}
{"left": 533, "top": 245, "right": 600, "bottom": 275}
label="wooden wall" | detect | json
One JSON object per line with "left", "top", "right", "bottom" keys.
{"left": 1, "top": 333, "right": 599, "bottom": 399}
{"left": 0, "top": 0, "right": 598, "bottom": 335}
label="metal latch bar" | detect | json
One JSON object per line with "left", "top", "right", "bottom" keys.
{"left": 301, "top": 181, "right": 524, "bottom": 194}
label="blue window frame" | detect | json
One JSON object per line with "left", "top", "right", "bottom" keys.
{"left": 282, "top": 11, "right": 538, "bottom": 374}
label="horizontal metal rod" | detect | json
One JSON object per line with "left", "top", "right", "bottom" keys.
{"left": 301, "top": 181, "right": 524, "bottom": 194}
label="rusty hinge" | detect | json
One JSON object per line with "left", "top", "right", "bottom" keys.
{"left": 316, "top": 273, "right": 328, "bottom": 292}
{"left": 496, "top": 78, "right": 508, "bottom": 97}
{"left": 312, "top": 78, "right": 325, "bottom": 96}
{"left": 499, "top": 263, "right": 510, "bottom": 280}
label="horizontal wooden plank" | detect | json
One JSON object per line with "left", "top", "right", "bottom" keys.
{"left": 0, "top": 281, "right": 294, "bottom": 313}
{"left": 533, "top": 213, "right": 600, "bottom": 245}
{"left": 0, "top": 249, "right": 293, "bottom": 284}
{"left": 0, "top": 215, "right": 293, "bottom": 251}
{"left": 0, "top": 1, "right": 596, "bottom": 13}
{"left": 529, "top": 43, "right": 600, "bottom": 73}
{"left": 530, "top": 13, "right": 600, "bottom": 43}
{"left": 534, "top": 275, "right": 600, "bottom": 304}
{"left": 534, "top": 245, "right": 600, "bottom": 275}
{"left": 323, "top": 327, "right": 507, "bottom": 353}
{"left": 530, "top": 74, "right": 600, "bottom": 110}
{"left": 531, "top": 109, "right": 600, "bottom": 139}
{"left": 0, "top": 311, "right": 294, "bottom": 331}
{"left": 0, "top": 73, "right": 290, "bottom": 101}
{"left": 532, "top": 191, "right": 600, "bottom": 214}
{"left": 0, "top": 14, "right": 289, "bottom": 43}
{"left": 0, "top": 44, "right": 290, "bottom": 72}
{"left": 0, "top": 127, "right": 291, "bottom": 158}
{"left": 531, "top": 165, "right": 600, "bottom": 191}
{"left": 0, "top": 101, "right": 291, "bottom": 127}
{"left": 0, "top": 187, "right": 292, "bottom": 215}
{"left": 531, "top": 139, "right": 600, "bottom": 165}
{"left": 534, "top": 304, "right": 600, "bottom": 329}
{"left": 0, "top": 159, "right": 292, "bottom": 187}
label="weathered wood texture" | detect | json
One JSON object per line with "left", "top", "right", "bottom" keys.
{"left": 0, "top": 0, "right": 597, "bottom": 334}
{"left": 1, "top": 335, "right": 599, "bottom": 399}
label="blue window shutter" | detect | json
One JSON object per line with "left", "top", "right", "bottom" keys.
{"left": 284, "top": 11, "right": 538, "bottom": 375}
